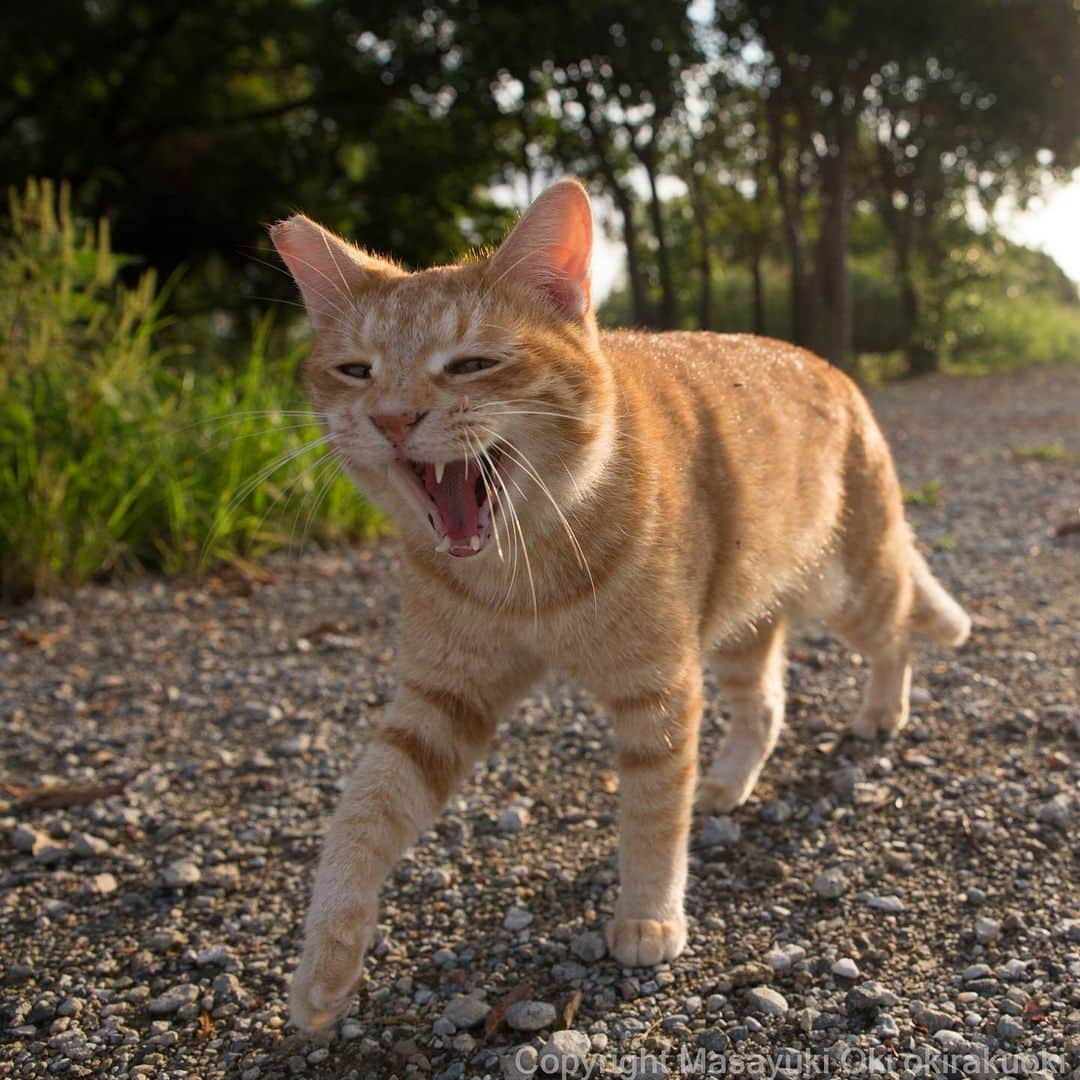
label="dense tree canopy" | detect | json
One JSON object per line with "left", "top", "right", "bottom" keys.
{"left": 2, "top": 0, "right": 1078, "bottom": 369}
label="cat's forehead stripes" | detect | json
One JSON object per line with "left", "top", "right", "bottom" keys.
{"left": 348, "top": 274, "right": 499, "bottom": 368}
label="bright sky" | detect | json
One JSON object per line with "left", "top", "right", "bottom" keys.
{"left": 997, "top": 173, "right": 1080, "bottom": 285}
{"left": 589, "top": 173, "right": 1080, "bottom": 305}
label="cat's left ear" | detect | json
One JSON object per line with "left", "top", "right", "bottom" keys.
{"left": 269, "top": 214, "right": 399, "bottom": 332}
{"left": 490, "top": 179, "right": 593, "bottom": 319}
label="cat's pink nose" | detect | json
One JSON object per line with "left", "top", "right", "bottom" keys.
{"left": 370, "top": 411, "right": 423, "bottom": 447}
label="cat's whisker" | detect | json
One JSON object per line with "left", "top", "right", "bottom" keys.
{"left": 475, "top": 425, "right": 595, "bottom": 609}
{"left": 461, "top": 429, "right": 507, "bottom": 591}
{"left": 194, "top": 421, "right": 330, "bottom": 463}
{"left": 199, "top": 433, "right": 337, "bottom": 567}
{"left": 498, "top": 467, "right": 537, "bottom": 624}
{"left": 462, "top": 423, "right": 524, "bottom": 603}
{"left": 469, "top": 431, "right": 522, "bottom": 612}
{"left": 295, "top": 456, "right": 346, "bottom": 557}
{"left": 172, "top": 409, "right": 327, "bottom": 437}
{"left": 246, "top": 443, "right": 340, "bottom": 558}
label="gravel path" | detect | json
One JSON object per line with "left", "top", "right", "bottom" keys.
{"left": 2, "top": 366, "right": 1078, "bottom": 1079}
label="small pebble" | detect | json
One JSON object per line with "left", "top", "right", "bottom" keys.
{"left": 503, "top": 906, "right": 534, "bottom": 932}
{"left": 831, "top": 957, "right": 859, "bottom": 980}
{"left": 743, "top": 985, "right": 788, "bottom": 1016}
{"left": 161, "top": 860, "right": 201, "bottom": 887}
{"left": 570, "top": 930, "right": 606, "bottom": 963}
{"left": 505, "top": 1000, "right": 557, "bottom": 1032}
{"left": 813, "top": 869, "right": 848, "bottom": 899}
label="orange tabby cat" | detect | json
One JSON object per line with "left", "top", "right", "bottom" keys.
{"left": 270, "top": 179, "right": 970, "bottom": 1031}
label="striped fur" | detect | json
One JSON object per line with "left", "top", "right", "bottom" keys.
{"left": 271, "top": 180, "right": 970, "bottom": 1031}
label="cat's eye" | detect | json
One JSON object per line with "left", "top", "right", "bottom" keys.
{"left": 336, "top": 362, "right": 372, "bottom": 381}
{"left": 445, "top": 356, "right": 499, "bottom": 376}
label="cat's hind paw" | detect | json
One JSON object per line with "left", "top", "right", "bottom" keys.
{"left": 606, "top": 915, "right": 687, "bottom": 967}
{"left": 848, "top": 702, "right": 909, "bottom": 740}
{"left": 288, "top": 911, "right": 376, "bottom": 1033}
{"left": 695, "top": 768, "right": 759, "bottom": 814}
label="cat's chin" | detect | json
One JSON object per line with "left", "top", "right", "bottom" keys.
{"left": 384, "top": 452, "right": 502, "bottom": 559}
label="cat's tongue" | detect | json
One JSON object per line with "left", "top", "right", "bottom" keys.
{"left": 423, "top": 460, "right": 482, "bottom": 554}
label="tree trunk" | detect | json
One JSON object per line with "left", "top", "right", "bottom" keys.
{"left": 686, "top": 167, "right": 712, "bottom": 330}
{"left": 817, "top": 104, "right": 854, "bottom": 370}
{"left": 640, "top": 143, "right": 678, "bottom": 329}
{"left": 610, "top": 181, "right": 650, "bottom": 327}
{"left": 751, "top": 241, "right": 766, "bottom": 336}
{"left": 765, "top": 97, "right": 814, "bottom": 347}
{"left": 583, "top": 110, "right": 650, "bottom": 326}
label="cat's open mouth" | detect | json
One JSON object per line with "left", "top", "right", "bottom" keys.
{"left": 389, "top": 448, "right": 505, "bottom": 558}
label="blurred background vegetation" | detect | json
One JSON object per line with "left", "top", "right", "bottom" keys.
{"left": 2, "top": 0, "right": 1078, "bottom": 598}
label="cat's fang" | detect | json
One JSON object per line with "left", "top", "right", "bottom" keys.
{"left": 470, "top": 535, "right": 481, "bottom": 551}
{"left": 435, "top": 535, "right": 451, "bottom": 553}
{"left": 434, "top": 461, "right": 445, "bottom": 483}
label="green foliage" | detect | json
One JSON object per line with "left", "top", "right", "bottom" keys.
{"left": 902, "top": 479, "right": 944, "bottom": 508}
{"left": 1012, "top": 445, "right": 1072, "bottom": 462}
{"left": 0, "top": 180, "right": 379, "bottom": 601}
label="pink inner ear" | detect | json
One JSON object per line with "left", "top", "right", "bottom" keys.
{"left": 493, "top": 180, "right": 594, "bottom": 319}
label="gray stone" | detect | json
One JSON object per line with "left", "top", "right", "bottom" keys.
{"left": 846, "top": 982, "right": 900, "bottom": 1013}
{"left": 702, "top": 816, "right": 741, "bottom": 847}
{"left": 503, "top": 906, "right": 534, "bottom": 932}
{"left": 997, "top": 1015, "right": 1024, "bottom": 1042}
{"left": 501, "top": 1045, "right": 538, "bottom": 1080}
{"left": 974, "top": 917, "right": 1001, "bottom": 944}
{"left": 86, "top": 872, "right": 117, "bottom": 895}
{"left": 831, "top": 958, "right": 859, "bottom": 980}
{"left": 743, "top": 985, "right": 788, "bottom": 1016}
{"left": 933, "top": 1029, "right": 969, "bottom": 1051}
{"left": 999, "top": 958, "right": 1030, "bottom": 982}
{"left": 913, "top": 1004, "right": 956, "bottom": 1033}
{"left": 1054, "top": 918, "right": 1080, "bottom": 942}
{"left": 1036, "top": 795, "right": 1070, "bottom": 830}
{"left": 765, "top": 943, "right": 806, "bottom": 972}
{"left": 34, "top": 843, "right": 68, "bottom": 866}
{"left": 813, "top": 869, "right": 848, "bottom": 899}
{"left": 195, "top": 945, "right": 230, "bottom": 967}
{"left": 865, "top": 894, "right": 905, "bottom": 913}
{"left": 161, "top": 860, "right": 201, "bottom": 887}
{"left": 442, "top": 994, "right": 490, "bottom": 1029}
{"left": 148, "top": 984, "right": 198, "bottom": 1016}
{"left": 276, "top": 733, "right": 311, "bottom": 757}
{"left": 505, "top": 999, "right": 557, "bottom": 1032}
{"left": 538, "top": 1029, "right": 590, "bottom": 1074}
{"left": 72, "top": 833, "right": 110, "bottom": 858}
{"left": 570, "top": 930, "right": 606, "bottom": 963}
{"left": 496, "top": 806, "right": 529, "bottom": 833}
{"left": 11, "top": 825, "right": 48, "bottom": 854}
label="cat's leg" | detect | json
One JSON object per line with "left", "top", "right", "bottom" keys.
{"left": 849, "top": 635, "right": 911, "bottom": 737}
{"left": 697, "top": 618, "right": 786, "bottom": 813}
{"left": 828, "top": 543, "right": 914, "bottom": 738}
{"left": 605, "top": 662, "right": 703, "bottom": 966}
{"left": 289, "top": 638, "right": 540, "bottom": 1032}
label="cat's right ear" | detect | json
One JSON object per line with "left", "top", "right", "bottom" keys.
{"left": 269, "top": 215, "right": 398, "bottom": 331}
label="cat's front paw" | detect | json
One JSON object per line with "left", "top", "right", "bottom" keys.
{"left": 606, "top": 914, "right": 687, "bottom": 967}
{"left": 289, "top": 907, "right": 376, "bottom": 1033}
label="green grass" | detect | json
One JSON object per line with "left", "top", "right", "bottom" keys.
{"left": 945, "top": 292, "right": 1080, "bottom": 374}
{"left": 1011, "top": 444, "right": 1072, "bottom": 462}
{"left": 903, "top": 479, "right": 944, "bottom": 508}
{"left": 0, "top": 179, "right": 380, "bottom": 602}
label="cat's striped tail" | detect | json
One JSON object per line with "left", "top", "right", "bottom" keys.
{"left": 908, "top": 541, "right": 971, "bottom": 646}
